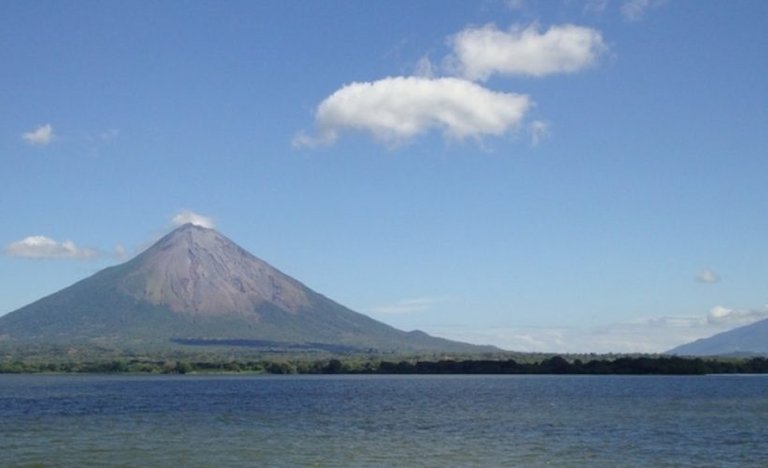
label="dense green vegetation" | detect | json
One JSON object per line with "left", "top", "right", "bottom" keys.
{"left": 2, "top": 353, "right": 767, "bottom": 375}
{"left": 369, "top": 355, "right": 768, "bottom": 375}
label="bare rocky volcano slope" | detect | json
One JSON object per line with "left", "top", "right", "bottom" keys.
{"left": 119, "top": 224, "right": 311, "bottom": 317}
{"left": 0, "top": 224, "right": 493, "bottom": 353}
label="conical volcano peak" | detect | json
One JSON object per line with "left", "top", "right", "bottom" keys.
{"left": 173, "top": 222, "right": 215, "bottom": 234}
{"left": 119, "top": 224, "right": 311, "bottom": 316}
{"left": 140, "top": 223, "right": 245, "bottom": 267}
{"left": 155, "top": 222, "right": 219, "bottom": 247}
{"left": 175, "top": 222, "right": 210, "bottom": 231}
{"left": 173, "top": 222, "right": 212, "bottom": 233}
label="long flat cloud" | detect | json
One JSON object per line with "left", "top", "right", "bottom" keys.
{"left": 294, "top": 76, "right": 531, "bottom": 147}
{"left": 449, "top": 23, "right": 606, "bottom": 80}
{"left": 4, "top": 235, "right": 98, "bottom": 260}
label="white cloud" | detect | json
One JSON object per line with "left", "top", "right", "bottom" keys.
{"left": 22, "top": 124, "right": 54, "bottom": 145}
{"left": 4, "top": 235, "right": 98, "bottom": 260}
{"left": 707, "top": 305, "right": 732, "bottom": 323}
{"left": 370, "top": 297, "right": 445, "bottom": 315}
{"left": 695, "top": 268, "right": 720, "bottom": 284}
{"left": 171, "top": 210, "right": 215, "bottom": 229}
{"left": 294, "top": 76, "right": 531, "bottom": 147}
{"left": 529, "top": 120, "right": 550, "bottom": 146}
{"left": 448, "top": 23, "right": 607, "bottom": 81}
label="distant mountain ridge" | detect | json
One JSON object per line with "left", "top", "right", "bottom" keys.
{"left": 0, "top": 224, "right": 493, "bottom": 354}
{"left": 667, "top": 318, "right": 768, "bottom": 356}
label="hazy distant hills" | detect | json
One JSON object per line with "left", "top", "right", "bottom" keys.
{"left": 0, "top": 224, "right": 493, "bottom": 354}
{"left": 667, "top": 318, "right": 768, "bottom": 356}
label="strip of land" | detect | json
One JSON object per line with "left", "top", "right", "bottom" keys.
{"left": 2, "top": 354, "right": 767, "bottom": 375}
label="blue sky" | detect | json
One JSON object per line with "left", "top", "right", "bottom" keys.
{"left": 2, "top": 0, "right": 767, "bottom": 352}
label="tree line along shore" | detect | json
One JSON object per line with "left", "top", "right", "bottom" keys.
{"left": 1, "top": 355, "right": 768, "bottom": 375}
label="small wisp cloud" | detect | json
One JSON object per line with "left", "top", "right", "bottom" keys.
{"left": 4, "top": 235, "right": 97, "bottom": 260}
{"left": 22, "top": 124, "right": 55, "bottom": 146}
{"left": 171, "top": 210, "right": 215, "bottom": 229}
{"left": 529, "top": 120, "right": 550, "bottom": 146}
{"left": 695, "top": 268, "right": 720, "bottom": 284}
{"left": 621, "top": 0, "right": 663, "bottom": 22}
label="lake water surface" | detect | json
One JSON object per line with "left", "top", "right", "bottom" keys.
{"left": 1, "top": 374, "right": 767, "bottom": 466}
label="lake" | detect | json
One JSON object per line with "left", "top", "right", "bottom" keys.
{"left": 1, "top": 374, "right": 767, "bottom": 466}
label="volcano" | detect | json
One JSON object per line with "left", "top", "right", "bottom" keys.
{"left": 0, "top": 224, "right": 491, "bottom": 353}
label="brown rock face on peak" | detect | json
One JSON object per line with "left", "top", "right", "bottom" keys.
{"left": 120, "top": 224, "right": 310, "bottom": 316}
